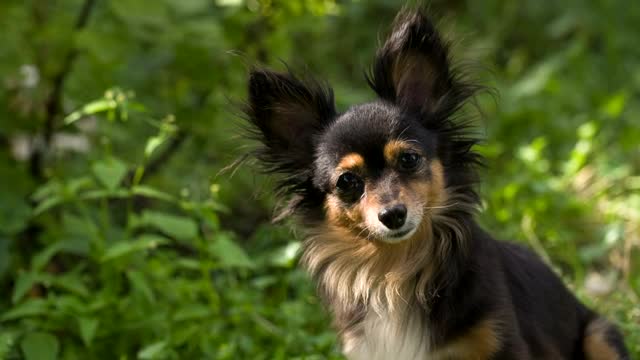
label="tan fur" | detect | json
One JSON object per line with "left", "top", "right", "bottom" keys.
{"left": 326, "top": 152, "right": 367, "bottom": 230}
{"left": 302, "top": 223, "right": 432, "bottom": 313}
{"left": 338, "top": 152, "right": 365, "bottom": 171}
{"left": 584, "top": 318, "right": 622, "bottom": 360}
{"left": 383, "top": 139, "right": 423, "bottom": 165}
{"left": 431, "top": 319, "right": 502, "bottom": 359}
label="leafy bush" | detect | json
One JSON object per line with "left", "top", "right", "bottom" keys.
{"left": 0, "top": 0, "right": 637, "bottom": 358}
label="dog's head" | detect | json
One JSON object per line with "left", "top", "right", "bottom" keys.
{"left": 245, "top": 9, "right": 481, "bottom": 244}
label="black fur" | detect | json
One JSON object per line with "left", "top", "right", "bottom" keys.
{"left": 243, "top": 6, "right": 629, "bottom": 359}
{"left": 245, "top": 69, "right": 336, "bottom": 218}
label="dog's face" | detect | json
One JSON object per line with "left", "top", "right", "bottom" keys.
{"left": 246, "top": 10, "right": 479, "bottom": 243}
{"left": 314, "top": 103, "right": 446, "bottom": 243}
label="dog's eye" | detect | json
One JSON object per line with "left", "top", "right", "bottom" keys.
{"left": 398, "top": 152, "right": 421, "bottom": 171}
{"left": 336, "top": 172, "right": 364, "bottom": 200}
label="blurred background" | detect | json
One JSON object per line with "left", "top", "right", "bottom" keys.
{"left": 0, "top": 0, "right": 638, "bottom": 358}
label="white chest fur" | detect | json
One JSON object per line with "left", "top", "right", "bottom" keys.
{"left": 342, "top": 307, "right": 501, "bottom": 360}
{"left": 343, "top": 308, "right": 430, "bottom": 360}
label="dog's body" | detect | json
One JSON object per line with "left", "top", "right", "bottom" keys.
{"left": 244, "top": 7, "right": 629, "bottom": 359}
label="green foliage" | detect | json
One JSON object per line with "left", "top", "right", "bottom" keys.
{"left": 0, "top": 0, "right": 638, "bottom": 358}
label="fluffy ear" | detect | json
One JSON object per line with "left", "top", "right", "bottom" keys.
{"left": 367, "top": 9, "right": 474, "bottom": 119}
{"left": 246, "top": 68, "right": 336, "bottom": 177}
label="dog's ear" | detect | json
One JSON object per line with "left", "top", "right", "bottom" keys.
{"left": 368, "top": 9, "right": 472, "bottom": 118}
{"left": 247, "top": 69, "right": 336, "bottom": 175}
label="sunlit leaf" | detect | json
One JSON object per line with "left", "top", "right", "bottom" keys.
{"left": 144, "top": 135, "right": 167, "bottom": 158}
{"left": 64, "top": 99, "right": 118, "bottom": 125}
{"left": 601, "top": 91, "right": 628, "bottom": 118}
{"left": 269, "top": 241, "right": 301, "bottom": 268}
{"left": 216, "top": 0, "right": 243, "bottom": 7}
{"left": 137, "top": 341, "right": 167, "bottom": 359}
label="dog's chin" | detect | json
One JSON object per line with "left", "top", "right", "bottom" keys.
{"left": 376, "top": 225, "right": 419, "bottom": 244}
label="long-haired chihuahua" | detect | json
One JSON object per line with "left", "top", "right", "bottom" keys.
{"left": 243, "top": 7, "right": 629, "bottom": 360}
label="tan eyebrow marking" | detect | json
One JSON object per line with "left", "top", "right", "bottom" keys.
{"left": 337, "top": 153, "right": 365, "bottom": 171}
{"left": 383, "top": 139, "right": 422, "bottom": 163}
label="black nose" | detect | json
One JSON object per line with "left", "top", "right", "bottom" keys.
{"left": 378, "top": 204, "right": 407, "bottom": 230}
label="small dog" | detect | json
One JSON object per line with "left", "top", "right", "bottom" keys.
{"left": 243, "top": 7, "right": 629, "bottom": 360}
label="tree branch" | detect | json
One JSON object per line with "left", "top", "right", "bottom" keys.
{"left": 31, "top": 0, "right": 98, "bottom": 180}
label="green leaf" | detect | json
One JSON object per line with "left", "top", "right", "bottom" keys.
{"left": 32, "top": 196, "right": 64, "bottom": 216}
{"left": 65, "top": 176, "right": 95, "bottom": 195}
{"left": 92, "top": 157, "right": 128, "bottom": 190}
{"left": 64, "top": 99, "right": 117, "bottom": 125}
{"left": 0, "top": 191, "right": 31, "bottom": 235}
{"left": 32, "top": 242, "right": 64, "bottom": 272}
{"left": 32, "top": 238, "right": 90, "bottom": 271}
{"left": 140, "top": 211, "right": 198, "bottom": 241}
{"left": 216, "top": 0, "right": 243, "bottom": 6}
{"left": 54, "top": 295, "right": 87, "bottom": 316}
{"left": 52, "top": 274, "right": 89, "bottom": 298}
{"left": 12, "top": 272, "right": 38, "bottom": 304}
{"left": 126, "top": 270, "right": 155, "bottom": 303}
{"left": 80, "top": 188, "right": 130, "bottom": 200}
{"left": 511, "top": 55, "right": 563, "bottom": 98}
{"left": 166, "top": 0, "right": 210, "bottom": 14}
{"left": 131, "top": 185, "right": 176, "bottom": 203}
{"left": 1, "top": 299, "right": 48, "bottom": 322}
{"left": 208, "top": 234, "right": 254, "bottom": 268}
{"left": 20, "top": 332, "right": 59, "bottom": 360}
{"left": 0, "top": 331, "right": 17, "bottom": 359}
{"left": 84, "top": 99, "right": 118, "bottom": 115}
{"left": 269, "top": 241, "right": 301, "bottom": 268}
{"left": 78, "top": 317, "right": 99, "bottom": 347}
{"left": 137, "top": 341, "right": 167, "bottom": 359}
{"left": 601, "top": 91, "right": 628, "bottom": 118}
{"left": 110, "top": 0, "right": 169, "bottom": 27}
{"left": 31, "top": 180, "right": 62, "bottom": 202}
{"left": 144, "top": 134, "right": 168, "bottom": 159}
{"left": 172, "top": 304, "right": 210, "bottom": 322}
{"left": 74, "top": 29, "right": 125, "bottom": 64}
{"left": 101, "top": 235, "right": 168, "bottom": 262}
{"left": 0, "top": 237, "right": 9, "bottom": 278}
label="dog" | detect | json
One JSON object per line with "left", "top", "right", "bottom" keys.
{"left": 243, "top": 7, "right": 629, "bottom": 360}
